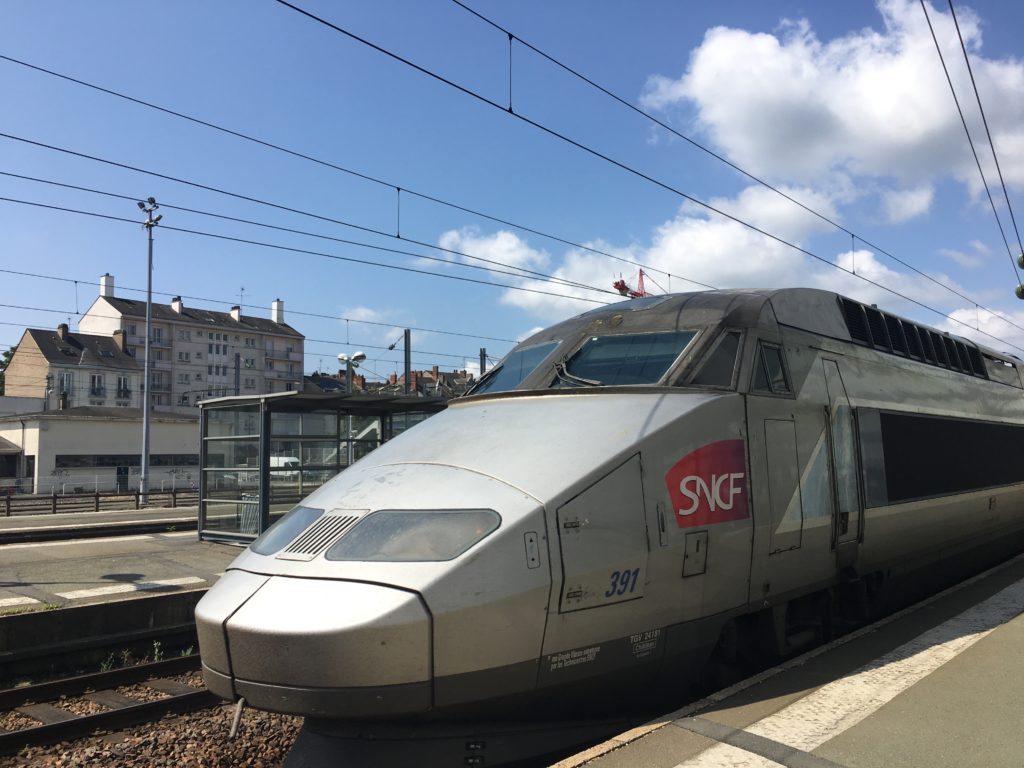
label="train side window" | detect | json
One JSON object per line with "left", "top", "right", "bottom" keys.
{"left": 689, "top": 330, "right": 742, "bottom": 387}
{"left": 752, "top": 342, "right": 792, "bottom": 396}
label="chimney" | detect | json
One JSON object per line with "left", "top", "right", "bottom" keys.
{"left": 389, "top": 373, "right": 397, "bottom": 385}
{"left": 271, "top": 298, "right": 284, "bottom": 324}
{"left": 171, "top": 296, "right": 183, "bottom": 313}
{"left": 230, "top": 305, "right": 241, "bottom": 321}
{"left": 113, "top": 329, "right": 127, "bottom": 353}
{"left": 432, "top": 365, "right": 439, "bottom": 379}
{"left": 57, "top": 323, "right": 69, "bottom": 341}
{"left": 100, "top": 273, "right": 115, "bottom": 298}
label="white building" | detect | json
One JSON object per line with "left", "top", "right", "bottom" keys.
{"left": 78, "top": 274, "right": 304, "bottom": 411}
{"left": 0, "top": 407, "right": 199, "bottom": 494}
{"left": 3, "top": 324, "right": 140, "bottom": 409}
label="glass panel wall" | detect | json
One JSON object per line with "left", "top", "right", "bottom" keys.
{"left": 199, "top": 396, "right": 444, "bottom": 543}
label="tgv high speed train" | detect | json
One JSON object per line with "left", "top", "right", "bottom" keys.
{"left": 196, "top": 288, "right": 1024, "bottom": 722}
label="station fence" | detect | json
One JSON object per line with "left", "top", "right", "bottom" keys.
{"left": 3, "top": 489, "right": 198, "bottom": 517}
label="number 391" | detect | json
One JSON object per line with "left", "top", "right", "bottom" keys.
{"left": 605, "top": 567, "right": 640, "bottom": 598}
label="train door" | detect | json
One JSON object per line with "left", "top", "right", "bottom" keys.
{"left": 822, "top": 359, "right": 862, "bottom": 567}
{"left": 556, "top": 454, "right": 649, "bottom": 614}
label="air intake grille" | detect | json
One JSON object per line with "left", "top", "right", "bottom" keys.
{"left": 283, "top": 515, "right": 359, "bottom": 556}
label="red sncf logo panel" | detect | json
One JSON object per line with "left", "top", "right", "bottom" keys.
{"left": 664, "top": 439, "right": 749, "bottom": 528}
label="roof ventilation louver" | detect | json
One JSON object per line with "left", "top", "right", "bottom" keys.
{"left": 905, "top": 324, "right": 924, "bottom": 359}
{"left": 276, "top": 515, "right": 359, "bottom": 561}
{"left": 885, "top": 315, "right": 908, "bottom": 355}
{"left": 943, "top": 337, "right": 962, "bottom": 371}
{"left": 864, "top": 307, "right": 890, "bottom": 351}
{"left": 967, "top": 346, "right": 986, "bottom": 376}
{"left": 840, "top": 298, "right": 869, "bottom": 344}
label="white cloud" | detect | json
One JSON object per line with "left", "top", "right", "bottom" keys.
{"left": 938, "top": 306, "right": 1024, "bottom": 353}
{"left": 883, "top": 185, "right": 934, "bottom": 223}
{"left": 640, "top": 0, "right": 1024, "bottom": 198}
{"left": 938, "top": 244, "right": 984, "bottom": 269}
{"left": 438, "top": 227, "right": 550, "bottom": 272}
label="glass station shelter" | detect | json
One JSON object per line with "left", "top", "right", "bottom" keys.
{"left": 198, "top": 391, "right": 446, "bottom": 543}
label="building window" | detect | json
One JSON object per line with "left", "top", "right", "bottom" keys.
{"left": 58, "top": 372, "right": 73, "bottom": 393}
{"left": 208, "top": 364, "right": 213, "bottom": 375}
{"left": 178, "top": 373, "right": 190, "bottom": 385}
{"left": 208, "top": 343, "right": 214, "bottom": 354}
{"left": 155, "top": 349, "right": 164, "bottom": 361}
{"left": 126, "top": 323, "right": 137, "bottom": 336}
{"left": 178, "top": 351, "right": 190, "bottom": 362}
{"left": 266, "top": 360, "right": 274, "bottom": 370}
{"left": 90, "top": 373, "right": 104, "bottom": 395}
{"left": 117, "top": 376, "right": 130, "bottom": 397}
{"left": 152, "top": 327, "right": 163, "bottom": 343}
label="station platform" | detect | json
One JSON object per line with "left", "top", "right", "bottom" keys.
{"left": 0, "top": 509, "right": 237, "bottom": 611}
{"left": 558, "top": 552, "right": 1024, "bottom": 768}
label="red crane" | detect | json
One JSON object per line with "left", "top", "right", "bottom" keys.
{"left": 613, "top": 269, "right": 650, "bottom": 298}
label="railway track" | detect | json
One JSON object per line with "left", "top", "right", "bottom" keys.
{"left": 0, "top": 655, "right": 219, "bottom": 755}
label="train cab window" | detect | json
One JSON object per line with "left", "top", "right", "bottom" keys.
{"left": 752, "top": 342, "right": 792, "bottom": 395}
{"left": 471, "top": 340, "right": 559, "bottom": 395}
{"left": 552, "top": 330, "right": 697, "bottom": 387}
{"left": 689, "top": 330, "right": 742, "bottom": 388}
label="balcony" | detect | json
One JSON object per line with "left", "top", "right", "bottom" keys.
{"left": 265, "top": 349, "right": 297, "bottom": 361}
{"left": 89, "top": 387, "right": 106, "bottom": 397}
{"left": 116, "top": 389, "right": 132, "bottom": 399}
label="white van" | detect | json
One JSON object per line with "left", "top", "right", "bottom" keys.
{"left": 269, "top": 456, "right": 301, "bottom": 478}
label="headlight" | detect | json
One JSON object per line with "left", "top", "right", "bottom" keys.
{"left": 250, "top": 505, "right": 324, "bottom": 555}
{"left": 325, "top": 509, "right": 500, "bottom": 562}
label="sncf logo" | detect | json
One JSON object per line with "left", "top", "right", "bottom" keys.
{"left": 664, "top": 439, "right": 749, "bottom": 528}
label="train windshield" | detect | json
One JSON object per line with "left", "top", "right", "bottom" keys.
{"left": 470, "top": 340, "right": 559, "bottom": 395}
{"left": 552, "top": 330, "right": 697, "bottom": 387}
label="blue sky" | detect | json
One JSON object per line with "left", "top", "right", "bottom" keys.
{"left": 3, "top": 0, "right": 1024, "bottom": 379}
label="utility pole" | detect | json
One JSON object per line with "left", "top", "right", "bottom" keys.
{"left": 137, "top": 197, "right": 161, "bottom": 504}
{"left": 403, "top": 328, "right": 411, "bottom": 395}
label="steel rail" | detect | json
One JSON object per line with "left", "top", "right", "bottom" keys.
{"left": 0, "top": 655, "right": 219, "bottom": 754}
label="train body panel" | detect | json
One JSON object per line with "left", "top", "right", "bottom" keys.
{"left": 196, "top": 287, "right": 1024, "bottom": 722}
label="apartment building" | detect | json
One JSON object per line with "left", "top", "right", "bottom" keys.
{"left": 78, "top": 274, "right": 304, "bottom": 410}
{"left": 3, "top": 324, "right": 139, "bottom": 409}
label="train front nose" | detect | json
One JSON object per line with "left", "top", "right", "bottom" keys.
{"left": 196, "top": 571, "right": 431, "bottom": 717}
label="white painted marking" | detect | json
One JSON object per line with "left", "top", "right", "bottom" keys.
{"left": 159, "top": 531, "right": 197, "bottom": 538}
{"left": 55, "top": 576, "right": 206, "bottom": 600}
{"left": 0, "top": 596, "right": 41, "bottom": 608}
{"left": 673, "top": 577, "right": 1024, "bottom": 766}
{"left": 1, "top": 535, "right": 153, "bottom": 550}
{"left": 4, "top": 516, "right": 192, "bottom": 532}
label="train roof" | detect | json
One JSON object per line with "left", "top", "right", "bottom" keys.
{"left": 529, "top": 287, "right": 1015, "bottom": 364}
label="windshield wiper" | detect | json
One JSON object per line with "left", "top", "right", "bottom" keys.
{"left": 554, "top": 361, "right": 602, "bottom": 387}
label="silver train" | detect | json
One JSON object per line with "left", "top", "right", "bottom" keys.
{"left": 196, "top": 288, "right": 1024, "bottom": 722}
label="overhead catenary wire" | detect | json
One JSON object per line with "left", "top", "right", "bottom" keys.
{"left": 946, "top": 0, "right": 1024, "bottom": 265}
{"left": 0, "top": 195, "right": 609, "bottom": 306}
{"left": 0, "top": 53, "right": 713, "bottom": 292}
{"left": 270, "top": 0, "right": 1024, "bottom": 351}
{"left": 0, "top": 170, "right": 603, "bottom": 297}
{"left": 4, "top": 195, "right": 1019, "bottom": 358}
{"left": 0, "top": 265, "right": 516, "bottom": 344}
{"left": 449, "top": 0, "right": 1024, "bottom": 323}
{"left": 0, "top": 139, "right": 615, "bottom": 300}
{"left": 919, "top": 0, "right": 1022, "bottom": 288}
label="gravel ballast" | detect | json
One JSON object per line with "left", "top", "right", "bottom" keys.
{"left": 9, "top": 704, "right": 303, "bottom": 767}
